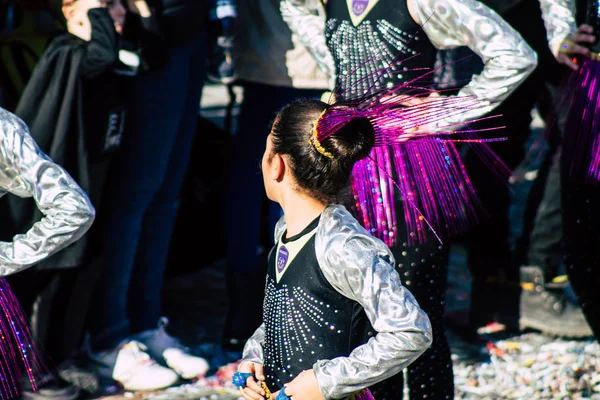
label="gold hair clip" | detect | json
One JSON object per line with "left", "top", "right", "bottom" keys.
{"left": 308, "top": 109, "right": 334, "bottom": 159}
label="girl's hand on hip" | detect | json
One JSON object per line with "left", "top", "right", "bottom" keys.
{"left": 238, "top": 361, "right": 267, "bottom": 400}
{"left": 273, "top": 369, "right": 324, "bottom": 400}
{"left": 557, "top": 24, "right": 596, "bottom": 70}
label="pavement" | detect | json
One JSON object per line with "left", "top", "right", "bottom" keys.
{"left": 78, "top": 82, "right": 599, "bottom": 400}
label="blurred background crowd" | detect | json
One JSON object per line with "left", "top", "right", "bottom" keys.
{"left": 0, "top": 0, "right": 596, "bottom": 399}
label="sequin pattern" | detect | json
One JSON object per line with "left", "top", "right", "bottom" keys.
{"left": 262, "top": 278, "right": 344, "bottom": 388}
{"left": 325, "top": 18, "right": 427, "bottom": 99}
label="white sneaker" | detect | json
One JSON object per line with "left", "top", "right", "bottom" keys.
{"left": 93, "top": 341, "right": 179, "bottom": 391}
{"left": 134, "top": 317, "right": 210, "bottom": 380}
{"left": 162, "top": 348, "right": 210, "bottom": 379}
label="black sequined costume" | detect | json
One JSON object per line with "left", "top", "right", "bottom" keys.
{"left": 558, "top": 0, "right": 600, "bottom": 341}
{"left": 324, "top": 3, "right": 453, "bottom": 399}
{"left": 263, "top": 218, "right": 370, "bottom": 391}
{"left": 242, "top": 205, "right": 433, "bottom": 399}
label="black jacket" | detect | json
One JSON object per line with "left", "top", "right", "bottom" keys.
{"left": 5, "top": 8, "right": 126, "bottom": 269}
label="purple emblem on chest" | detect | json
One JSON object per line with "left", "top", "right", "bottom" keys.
{"left": 277, "top": 245, "right": 289, "bottom": 273}
{"left": 352, "top": 0, "right": 370, "bottom": 17}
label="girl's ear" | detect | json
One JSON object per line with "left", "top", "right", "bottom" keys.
{"left": 270, "top": 153, "right": 286, "bottom": 182}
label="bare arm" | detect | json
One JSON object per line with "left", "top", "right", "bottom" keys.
{"left": 279, "top": 0, "right": 335, "bottom": 86}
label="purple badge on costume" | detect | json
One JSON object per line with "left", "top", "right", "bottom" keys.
{"left": 277, "top": 245, "right": 289, "bottom": 273}
{"left": 352, "top": 0, "right": 369, "bottom": 17}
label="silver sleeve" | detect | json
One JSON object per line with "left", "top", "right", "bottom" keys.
{"left": 539, "top": 0, "right": 577, "bottom": 56}
{"left": 312, "top": 209, "right": 432, "bottom": 399}
{"left": 280, "top": 0, "right": 336, "bottom": 86}
{"left": 409, "top": 0, "right": 538, "bottom": 130}
{"left": 0, "top": 109, "right": 95, "bottom": 276}
{"left": 241, "top": 323, "right": 266, "bottom": 365}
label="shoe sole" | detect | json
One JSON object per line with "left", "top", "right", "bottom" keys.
{"left": 21, "top": 389, "right": 80, "bottom": 400}
{"left": 519, "top": 316, "right": 593, "bottom": 338}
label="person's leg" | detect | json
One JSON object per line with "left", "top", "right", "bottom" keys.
{"left": 524, "top": 150, "right": 563, "bottom": 275}
{"left": 87, "top": 32, "right": 207, "bottom": 351}
{"left": 516, "top": 82, "right": 564, "bottom": 276}
{"left": 127, "top": 32, "right": 207, "bottom": 334}
{"left": 463, "top": 71, "right": 540, "bottom": 331}
{"left": 370, "top": 217, "right": 454, "bottom": 400}
{"left": 562, "top": 179, "right": 600, "bottom": 340}
{"left": 403, "top": 243, "right": 454, "bottom": 399}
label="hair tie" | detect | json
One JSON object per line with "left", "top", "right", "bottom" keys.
{"left": 308, "top": 109, "right": 334, "bottom": 159}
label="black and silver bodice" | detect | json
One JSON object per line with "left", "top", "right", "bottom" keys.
{"left": 262, "top": 218, "right": 370, "bottom": 392}
{"left": 325, "top": 0, "right": 436, "bottom": 99}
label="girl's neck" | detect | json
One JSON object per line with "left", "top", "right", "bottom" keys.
{"left": 281, "top": 197, "right": 326, "bottom": 238}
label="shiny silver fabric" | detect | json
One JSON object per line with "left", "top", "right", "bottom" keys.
{"left": 0, "top": 108, "right": 95, "bottom": 276}
{"left": 242, "top": 204, "right": 432, "bottom": 400}
{"left": 409, "top": 0, "right": 537, "bottom": 129}
{"left": 539, "top": 0, "right": 577, "bottom": 56}
{"left": 280, "top": 0, "right": 537, "bottom": 129}
{"left": 280, "top": 0, "right": 336, "bottom": 88}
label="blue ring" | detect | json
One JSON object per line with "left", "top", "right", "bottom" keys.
{"left": 276, "top": 388, "right": 291, "bottom": 400}
{"left": 232, "top": 372, "right": 253, "bottom": 388}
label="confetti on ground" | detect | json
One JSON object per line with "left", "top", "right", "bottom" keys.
{"left": 452, "top": 333, "right": 600, "bottom": 400}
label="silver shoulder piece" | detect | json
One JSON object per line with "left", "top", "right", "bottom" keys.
{"left": 0, "top": 108, "right": 95, "bottom": 276}
{"left": 312, "top": 205, "right": 432, "bottom": 400}
{"left": 280, "top": 0, "right": 336, "bottom": 88}
{"left": 539, "top": 0, "right": 577, "bottom": 56}
{"left": 409, "top": 0, "right": 538, "bottom": 129}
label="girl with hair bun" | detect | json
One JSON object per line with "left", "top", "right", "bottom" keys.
{"left": 233, "top": 97, "right": 433, "bottom": 400}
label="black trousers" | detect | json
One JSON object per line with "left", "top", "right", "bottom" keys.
{"left": 561, "top": 179, "right": 600, "bottom": 341}
{"left": 514, "top": 82, "right": 564, "bottom": 279}
{"left": 560, "top": 73, "right": 600, "bottom": 340}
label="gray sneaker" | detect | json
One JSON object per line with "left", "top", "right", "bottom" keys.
{"left": 132, "top": 317, "right": 210, "bottom": 380}
{"left": 519, "top": 265, "right": 593, "bottom": 338}
{"left": 20, "top": 373, "right": 80, "bottom": 400}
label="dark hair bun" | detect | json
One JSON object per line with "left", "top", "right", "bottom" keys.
{"left": 328, "top": 117, "right": 375, "bottom": 164}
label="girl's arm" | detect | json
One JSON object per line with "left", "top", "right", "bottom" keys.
{"left": 0, "top": 110, "right": 95, "bottom": 276}
{"left": 407, "top": 0, "right": 538, "bottom": 130}
{"left": 279, "top": 0, "right": 335, "bottom": 85}
{"left": 241, "top": 323, "right": 266, "bottom": 365}
{"left": 538, "top": 0, "right": 577, "bottom": 57}
{"left": 313, "top": 225, "right": 432, "bottom": 399}
{"left": 537, "top": 0, "right": 595, "bottom": 71}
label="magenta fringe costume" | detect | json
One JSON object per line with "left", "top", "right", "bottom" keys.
{"left": 279, "top": 0, "right": 537, "bottom": 399}
{"left": 540, "top": 0, "right": 600, "bottom": 341}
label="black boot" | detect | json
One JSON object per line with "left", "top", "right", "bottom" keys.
{"left": 519, "top": 265, "right": 593, "bottom": 338}
{"left": 222, "top": 267, "right": 266, "bottom": 353}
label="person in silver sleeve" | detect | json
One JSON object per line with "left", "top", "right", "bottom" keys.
{"left": 279, "top": 0, "right": 537, "bottom": 398}
{"left": 538, "top": 0, "right": 600, "bottom": 343}
{"left": 0, "top": 106, "right": 94, "bottom": 398}
{"left": 0, "top": 107, "right": 94, "bottom": 277}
